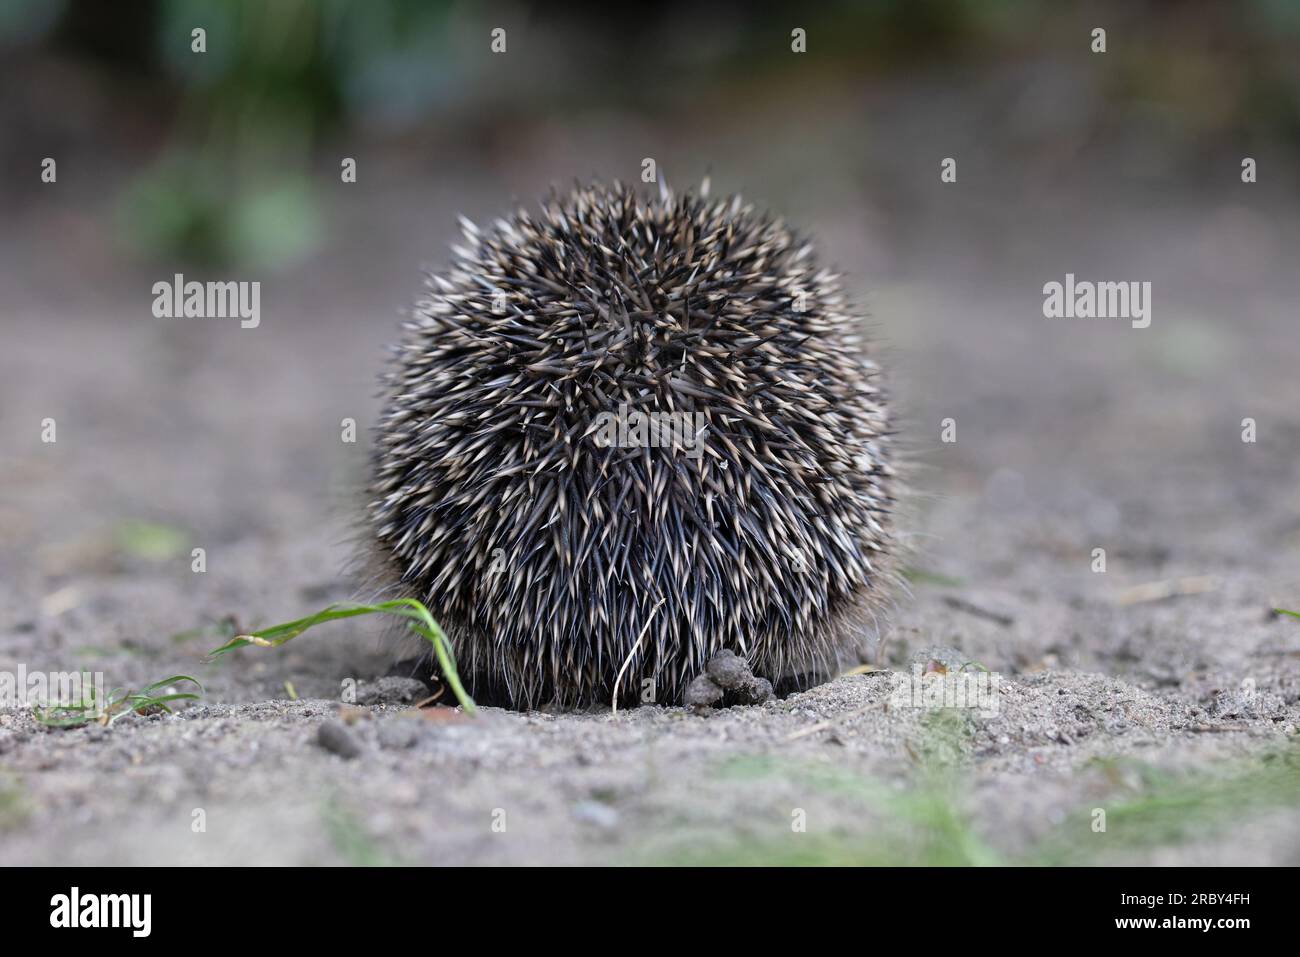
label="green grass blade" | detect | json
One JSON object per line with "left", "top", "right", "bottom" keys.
{"left": 206, "top": 600, "right": 477, "bottom": 714}
{"left": 136, "top": 675, "right": 204, "bottom": 697}
{"left": 34, "top": 676, "right": 203, "bottom": 729}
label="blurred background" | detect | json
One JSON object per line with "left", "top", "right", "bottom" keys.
{"left": 2, "top": 0, "right": 1300, "bottom": 867}
{"left": 2, "top": 0, "right": 1300, "bottom": 679}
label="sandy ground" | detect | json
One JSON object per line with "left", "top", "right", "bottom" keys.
{"left": 2, "top": 76, "right": 1300, "bottom": 864}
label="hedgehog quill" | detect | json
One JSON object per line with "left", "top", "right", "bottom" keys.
{"left": 368, "top": 180, "right": 895, "bottom": 709}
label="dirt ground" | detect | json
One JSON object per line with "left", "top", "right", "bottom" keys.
{"left": 3, "top": 72, "right": 1300, "bottom": 865}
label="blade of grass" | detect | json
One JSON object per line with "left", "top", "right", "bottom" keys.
{"left": 137, "top": 675, "right": 205, "bottom": 697}
{"left": 34, "top": 675, "right": 203, "bottom": 727}
{"left": 206, "top": 600, "right": 477, "bottom": 714}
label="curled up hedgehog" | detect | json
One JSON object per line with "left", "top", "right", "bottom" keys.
{"left": 368, "top": 180, "right": 895, "bottom": 709}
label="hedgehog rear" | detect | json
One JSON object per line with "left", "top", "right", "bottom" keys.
{"left": 369, "top": 181, "right": 894, "bottom": 709}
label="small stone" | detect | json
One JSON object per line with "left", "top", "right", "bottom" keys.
{"left": 684, "top": 674, "right": 724, "bottom": 708}
{"left": 1210, "top": 688, "right": 1285, "bottom": 721}
{"left": 355, "top": 676, "right": 430, "bottom": 707}
{"left": 733, "top": 676, "right": 773, "bottom": 705}
{"left": 571, "top": 800, "right": 620, "bottom": 830}
{"left": 1104, "top": 716, "right": 1131, "bottom": 734}
{"left": 907, "top": 646, "right": 972, "bottom": 674}
{"left": 317, "top": 720, "right": 363, "bottom": 759}
{"left": 706, "top": 650, "right": 753, "bottom": 690}
{"left": 377, "top": 720, "right": 420, "bottom": 750}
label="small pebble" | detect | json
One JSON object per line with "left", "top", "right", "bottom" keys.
{"left": 571, "top": 800, "right": 620, "bottom": 830}
{"left": 687, "top": 652, "right": 776, "bottom": 709}
{"left": 733, "top": 676, "right": 774, "bottom": 705}
{"left": 706, "top": 650, "right": 751, "bottom": 690}
{"left": 907, "top": 646, "right": 971, "bottom": 673}
{"left": 355, "top": 676, "right": 430, "bottom": 707}
{"left": 377, "top": 720, "right": 420, "bottom": 750}
{"left": 684, "top": 674, "right": 724, "bottom": 707}
{"left": 317, "top": 720, "right": 363, "bottom": 759}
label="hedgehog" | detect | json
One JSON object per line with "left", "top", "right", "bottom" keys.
{"left": 368, "top": 179, "right": 895, "bottom": 709}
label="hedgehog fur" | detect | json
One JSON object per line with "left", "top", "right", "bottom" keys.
{"left": 369, "top": 180, "right": 894, "bottom": 709}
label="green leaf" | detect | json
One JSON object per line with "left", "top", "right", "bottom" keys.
{"left": 207, "top": 600, "right": 476, "bottom": 714}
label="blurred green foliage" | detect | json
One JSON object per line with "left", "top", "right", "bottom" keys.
{"left": 4, "top": 0, "right": 1299, "bottom": 266}
{"left": 126, "top": 0, "right": 458, "bottom": 268}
